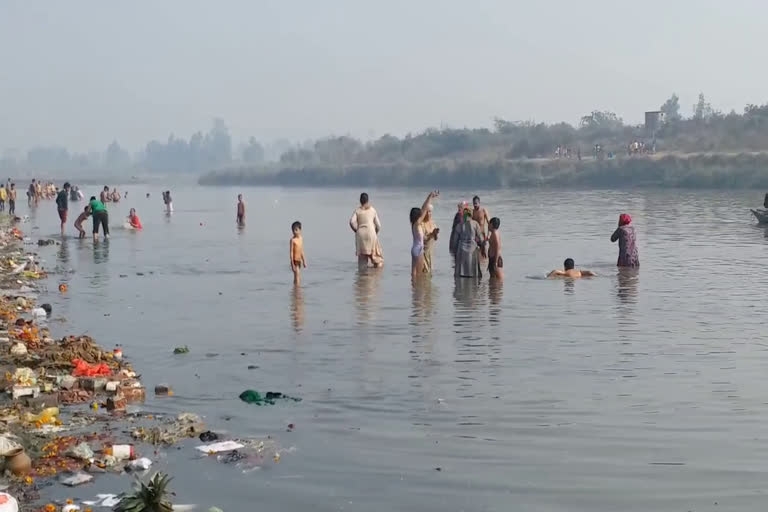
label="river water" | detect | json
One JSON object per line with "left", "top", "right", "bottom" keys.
{"left": 23, "top": 186, "right": 768, "bottom": 511}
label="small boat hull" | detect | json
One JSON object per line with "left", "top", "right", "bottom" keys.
{"left": 751, "top": 209, "right": 768, "bottom": 224}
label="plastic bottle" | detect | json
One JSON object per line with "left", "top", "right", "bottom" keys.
{"left": 104, "top": 444, "right": 134, "bottom": 460}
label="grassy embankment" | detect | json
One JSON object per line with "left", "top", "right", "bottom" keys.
{"left": 199, "top": 151, "right": 768, "bottom": 189}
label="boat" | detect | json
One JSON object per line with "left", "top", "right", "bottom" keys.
{"left": 751, "top": 209, "right": 768, "bottom": 224}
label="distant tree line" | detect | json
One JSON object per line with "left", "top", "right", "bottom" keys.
{"left": 8, "top": 93, "right": 768, "bottom": 177}
{"left": 0, "top": 118, "right": 267, "bottom": 175}
{"left": 270, "top": 93, "right": 768, "bottom": 170}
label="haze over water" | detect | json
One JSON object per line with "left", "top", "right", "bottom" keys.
{"left": 24, "top": 185, "right": 768, "bottom": 511}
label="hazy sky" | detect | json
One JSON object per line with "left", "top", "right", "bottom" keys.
{"left": 1, "top": 0, "right": 766, "bottom": 152}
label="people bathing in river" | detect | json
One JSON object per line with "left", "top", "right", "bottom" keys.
{"left": 487, "top": 217, "right": 503, "bottom": 281}
{"left": 89, "top": 196, "right": 109, "bottom": 241}
{"left": 100, "top": 186, "right": 110, "bottom": 204}
{"left": 27, "top": 180, "right": 37, "bottom": 207}
{"left": 548, "top": 258, "right": 596, "bottom": 279}
{"left": 237, "top": 194, "right": 246, "bottom": 226}
{"left": 421, "top": 204, "right": 439, "bottom": 274}
{"left": 56, "top": 182, "right": 70, "bottom": 237}
{"left": 111, "top": 188, "right": 121, "bottom": 203}
{"left": 128, "top": 208, "right": 142, "bottom": 230}
{"left": 472, "top": 195, "right": 491, "bottom": 259}
{"left": 290, "top": 221, "right": 306, "bottom": 285}
{"left": 74, "top": 206, "right": 91, "bottom": 239}
{"left": 610, "top": 213, "right": 639, "bottom": 267}
{"left": 454, "top": 203, "right": 483, "bottom": 278}
{"left": 8, "top": 184, "right": 16, "bottom": 216}
{"left": 449, "top": 201, "right": 466, "bottom": 256}
{"left": 349, "top": 192, "right": 383, "bottom": 268}
{"left": 163, "top": 191, "right": 173, "bottom": 213}
{"left": 409, "top": 191, "right": 439, "bottom": 279}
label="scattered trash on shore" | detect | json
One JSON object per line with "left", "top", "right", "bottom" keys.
{"left": 0, "top": 222, "right": 295, "bottom": 510}
{"left": 59, "top": 472, "right": 92, "bottom": 487}
{"left": 198, "top": 431, "right": 218, "bottom": 442}
{"left": 131, "top": 413, "right": 204, "bottom": 445}
{"left": 196, "top": 441, "right": 243, "bottom": 454}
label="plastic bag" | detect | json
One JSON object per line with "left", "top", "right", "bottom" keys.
{"left": 196, "top": 441, "right": 243, "bottom": 454}
{"left": 0, "top": 436, "right": 21, "bottom": 457}
{"left": 12, "top": 368, "right": 36, "bottom": 386}
{"left": 60, "top": 471, "right": 93, "bottom": 486}
{"left": 66, "top": 442, "right": 94, "bottom": 461}
{"left": 71, "top": 358, "right": 111, "bottom": 377}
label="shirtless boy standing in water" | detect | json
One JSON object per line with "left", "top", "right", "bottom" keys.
{"left": 548, "top": 258, "right": 596, "bottom": 279}
{"left": 488, "top": 217, "right": 503, "bottom": 280}
{"left": 472, "top": 195, "right": 490, "bottom": 257}
{"left": 236, "top": 194, "right": 245, "bottom": 226}
{"left": 290, "top": 221, "right": 307, "bottom": 285}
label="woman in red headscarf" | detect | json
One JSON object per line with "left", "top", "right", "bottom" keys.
{"left": 610, "top": 213, "right": 639, "bottom": 267}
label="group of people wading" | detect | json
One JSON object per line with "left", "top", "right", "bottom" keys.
{"left": 349, "top": 192, "right": 505, "bottom": 281}
{"left": 349, "top": 191, "right": 639, "bottom": 283}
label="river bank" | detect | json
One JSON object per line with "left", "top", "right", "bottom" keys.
{"left": 198, "top": 151, "right": 768, "bottom": 189}
{"left": 0, "top": 216, "right": 285, "bottom": 512}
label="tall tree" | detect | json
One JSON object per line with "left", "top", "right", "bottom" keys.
{"left": 693, "top": 93, "right": 713, "bottom": 121}
{"left": 660, "top": 93, "right": 681, "bottom": 122}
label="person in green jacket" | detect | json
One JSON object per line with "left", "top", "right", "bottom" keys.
{"left": 89, "top": 196, "right": 109, "bottom": 242}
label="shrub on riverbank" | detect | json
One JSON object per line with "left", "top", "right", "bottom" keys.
{"left": 199, "top": 152, "right": 768, "bottom": 189}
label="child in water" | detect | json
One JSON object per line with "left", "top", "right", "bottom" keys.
{"left": 488, "top": 217, "right": 503, "bottom": 280}
{"left": 74, "top": 206, "right": 91, "bottom": 239}
{"left": 290, "top": 221, "right": 307, "bottom": 285}
{"left": 128, "top": 208, "right": 143, "bottom": 230}
{"left": 236, "top": 194, "right": 245, "bottom": 226}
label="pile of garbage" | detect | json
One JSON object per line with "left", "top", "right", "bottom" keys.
{"left": 0, "top": 223, "right": 299, "bottom": 510}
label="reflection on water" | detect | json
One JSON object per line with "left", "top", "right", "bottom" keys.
{"left": 452, "top": 277, "right": 481, "bottom": 312}
{"left": 354, "top": 268, "right": 382, "bottom": 326}
{"left": 616, "top": 268, "right": 639, "bottom": 305}
{"left": 290, "top": 285, "right": 304, "bottom": 333}
{"left": 410, "top": 278, "right": 436, "bottom": 324}
{"left": 55, "top": 239, "right": 70, "bottom": 273}
{"left": 93, "top": 241, "right": 109, "bottom": 265}
{"left": 488, "top": 279, "right": 503, "bottom": 324}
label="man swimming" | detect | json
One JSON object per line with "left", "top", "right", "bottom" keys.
{"left": 547, "top": 258, "right": 596, "bottom": 279}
